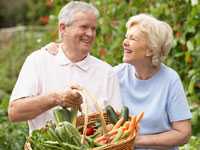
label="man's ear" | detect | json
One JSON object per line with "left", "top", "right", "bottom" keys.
{"left": 145, "top": 48, "right": 153, "bottom": 57}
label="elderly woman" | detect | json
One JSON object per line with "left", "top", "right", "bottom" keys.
{"left": 43, "top": 13, "right": 192, "bottom": 150}
{"left": 114, "top": 14, "right": 192, "bottom": 149}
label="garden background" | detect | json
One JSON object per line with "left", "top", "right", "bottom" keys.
{"left": 0, "top": 0, "right": 199, "bottom": 149}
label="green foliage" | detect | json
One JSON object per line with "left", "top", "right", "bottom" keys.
{"left": 0, "top": 95, "right": 28, "bottom": 150}
{"left": 180, "top": 136, "right": 200, "bottom": 150}
{"left": 0, "top": 0, "right": 199, "bottom": 149}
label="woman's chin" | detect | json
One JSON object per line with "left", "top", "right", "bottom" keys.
{"left": 123, "top": 57, "right": 131, "bottom": 63}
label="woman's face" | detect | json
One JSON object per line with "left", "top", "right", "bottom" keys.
{"left": 122, "top": 25, "right": 150, "bottom": 64}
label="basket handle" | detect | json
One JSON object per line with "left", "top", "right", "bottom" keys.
{"left": 78, "top": 88, "right": 108, "bottom": 144}
{"left": 82, "top": 88, "right": 108, "bottom": 134}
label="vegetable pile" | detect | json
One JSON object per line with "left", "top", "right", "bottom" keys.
{"left": 28, "top": 105, "right": 144, "bottom": 150}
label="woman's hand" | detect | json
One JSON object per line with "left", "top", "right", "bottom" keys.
{"left": 44, "top": 42, "right": 60, "bottom": 55}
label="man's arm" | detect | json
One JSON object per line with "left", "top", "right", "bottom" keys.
{"left": 135, "top": 120, "right": 192, "bottom": 149}
{"left": 8, "top": 89, "right": 82, "bottom": 122}
{"left": 8, "top": 93, "right": 58, "bottom": 122}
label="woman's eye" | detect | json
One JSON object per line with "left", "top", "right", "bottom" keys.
{"left": 131, "top": 38, "right": 136, "bottom": 41}
{"left": 126, "top": 37, "right": 136, "bottom": 41}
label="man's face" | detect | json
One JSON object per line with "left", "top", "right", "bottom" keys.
{"left": 61, "top": 11, "right": 97, "bottom": 56}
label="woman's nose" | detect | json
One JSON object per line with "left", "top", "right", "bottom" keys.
{"left": 123, "top": 39, "right": 129, "bottom": 47}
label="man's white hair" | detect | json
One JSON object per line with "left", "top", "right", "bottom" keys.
{"left": 126, "top": 14, "right": 173, "bottom": 66}
{"left": 58, "top": 1, "right": 99, "bottom": 40}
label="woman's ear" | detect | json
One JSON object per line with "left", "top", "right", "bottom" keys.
{"left": 59, "top": 23, "right": 66, "bottom": 33}
{"left": 145, "top": 48, "right": 153, "bottom": 57}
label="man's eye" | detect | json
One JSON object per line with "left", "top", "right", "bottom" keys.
{"left": 92, "top": 27, "right": 96, "bottom": 31}
{"left": 81, "top": 25, "right": 88, "bottom": 29}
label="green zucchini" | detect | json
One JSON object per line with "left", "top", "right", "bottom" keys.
{"left": 69, "top": 107, "right": 78, "bottom": 127}
{"left": 53, "top": 108, "right": 71, "bottom": 124}
{"left": 105, "top": 105, "right": 119, "bottom": 124}
{"left": 120, "top": 106, "right": 129, "bottom": 121}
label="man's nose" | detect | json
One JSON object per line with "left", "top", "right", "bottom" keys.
{"left": 86, "top": 28, "right": 93, "bottom": 36}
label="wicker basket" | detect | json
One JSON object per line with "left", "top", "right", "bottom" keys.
{"left": 24, "top": 112, "right": 135, "bottom": 150}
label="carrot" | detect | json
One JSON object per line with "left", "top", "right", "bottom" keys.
{"left": 98, "top": 138, "right": 108, "bottom": 145}
{"left": 127, "top": 129, "right": 136, "bottom": 141}
{"left": 136, "top": 112, "right": 144, "bottom": 124}
{"left": 126, "top": 113, "right": 144, "bottom": 141}
{"left": 122, "top": 121, "right": 130, "bottom": 130}
{"left": 135, "top": 112, "right": 144, "bottom": 132}
{"left": 107, "top": 129, "right": 118, "bottom": 136}
{"left": 111, "top": 128, "right": 123, "bottom": 144}
{"left": 128, "top": 116, "right": 136, "bottom": 132}
{"left": 112, "top": 117, "right": 124, "bottom": 130}
{"left": 123, "top": 116, "right": 136, "bottom": 140}
{"left": 109, "top": 133, "right": 116, "bottom": 141}
{"left": 95, "top": 135, "right": 107, "bottom": 143}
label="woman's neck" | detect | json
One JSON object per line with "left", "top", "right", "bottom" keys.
{"left": 133, "top": 63, "right": 160, "bottom": 80}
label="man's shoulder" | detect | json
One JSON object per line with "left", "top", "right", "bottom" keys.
{"left": 26, "top": 48, "right": 51, "bottom": 63}
{"left": 26, "top": 49, "right": 41, "bottom": 60}
{"left": 89, "top": 55, "right": 113, "bottom": 69}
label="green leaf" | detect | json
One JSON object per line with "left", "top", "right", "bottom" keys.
{"left": 188, "top": 76, "right": 196, "bottom": 94}
{"left": 186, "top": 41, "right": 194, "bottom": 51}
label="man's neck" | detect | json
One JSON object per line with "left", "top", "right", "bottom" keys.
{"left": 61, "top": 44, "right": 87, "bottom": 63}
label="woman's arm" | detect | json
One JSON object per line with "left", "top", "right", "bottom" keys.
{"left": 135, "top": 120, "right": 192, "bottom": 149}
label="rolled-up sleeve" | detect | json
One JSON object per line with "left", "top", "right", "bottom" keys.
{"left": 167, "top": 78, "right": 192, "bottom": 122}
{"left": 10, "top": 54, "right": 39, "bottom": 101}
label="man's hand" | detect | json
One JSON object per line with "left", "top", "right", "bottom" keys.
{"left": 56, "top": 87, "right": 83, "bottom": 108}
{"left": 44, "top": 42, "right": 60, "bottom": 55}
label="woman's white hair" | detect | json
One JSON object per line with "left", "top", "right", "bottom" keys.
{"left": 58, "top": 1, "right": 99, "bottom": 40}
{"left": 126, "top": 14, "right": 173, "bottom": 66}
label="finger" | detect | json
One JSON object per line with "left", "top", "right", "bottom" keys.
{"left": 62, "top": 94, "right": 83, "bottom": 105}
{"left": 48, "top": 42, "right": 59, "bottom": 55}
{"left": 78, "top": 106, "right": 82, "bottom": 112}
{"left": 61, "top": 100, "right": 81, "bottom": 108}
{"left": 70, "top": 91, "right": 83, "bottom": 103}
{"left": 62, "top": 90, "right": 83, "bottom": 105}
{"left": 63, "top": 98, "right": 82, "bottom": 106}
{"left": 70, "top": 84, "right": 82, "bottom": 90}
{"left": 71, "top": 90, "right": 81, "bottom": 98}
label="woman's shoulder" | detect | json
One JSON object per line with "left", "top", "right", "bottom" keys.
{"left": 161, "top": 64, "right": 181, "bottom": 81}
{"left": 113, "top": 63, "right": 133, "bottom": 78}
{"left": 114, "top": 63, "right": 130, "bottom": 72}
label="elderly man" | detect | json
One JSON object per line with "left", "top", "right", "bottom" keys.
{"left": 8, "top": 1, "right": 122, "bottom": 133}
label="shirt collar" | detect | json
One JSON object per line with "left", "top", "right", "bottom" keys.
{"left": 56, "top": 46, "right": 90, "bottom": 72}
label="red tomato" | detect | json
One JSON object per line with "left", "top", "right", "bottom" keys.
{"left": 86, "top": 127, "right": 95, "bottom": 136}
